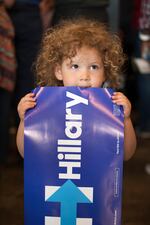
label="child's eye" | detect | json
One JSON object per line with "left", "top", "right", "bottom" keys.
{"left": 91, "top": 65, "right": 99, "bottom": 70}
{"left": 71, "top": 64, "right": 79, "bottom": 69}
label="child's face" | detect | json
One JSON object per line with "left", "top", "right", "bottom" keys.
{"left": 55, "top": 46, "right": 106, "bottom": 87}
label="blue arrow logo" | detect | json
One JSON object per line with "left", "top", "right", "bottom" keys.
{"left": 47, "top": 180, "right": 92, "bottom": 225}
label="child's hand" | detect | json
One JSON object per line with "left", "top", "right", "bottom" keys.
{"left": 17, "top": 93, "right": 36, "bottom": 121}
{"left": 111, "top": 92, "right": 131, "bottom": 118}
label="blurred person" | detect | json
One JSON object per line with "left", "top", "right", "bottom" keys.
{"left": 7, "top": 0, "right": 43, "bottom": 125}
{"left": 119, "top": 0, "right": 138, "bottom": 106}
{"left": 51, "top": 0, "right": 110, "bottom": 26}
{"left": 133, "top": 0, "right": 150, "bottom": 138}
{"left": 129, "top": 0, "right": 150, "bottom": 174}
{"left": 0, "top": 0, "right": 16, "bottom": 164}
{"left": 138, "top": 0, "right": 150, "bottom": 175}
{"left": 40, "top": 0, "right": 55, "bottom": 30}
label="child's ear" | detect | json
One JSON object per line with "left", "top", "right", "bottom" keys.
{"left": 55, "top": 65, "right": 63, "bottom": 81}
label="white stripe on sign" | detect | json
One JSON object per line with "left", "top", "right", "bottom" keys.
{"left": 45, "top": 185, "right": 93, "bottom": 202}
{"left": 45, "top": 216, "right": 93, "bottom": 225}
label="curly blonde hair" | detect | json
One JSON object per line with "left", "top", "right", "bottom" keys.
{"left": 35, "top": 18, "right": 126, "bottom": 88}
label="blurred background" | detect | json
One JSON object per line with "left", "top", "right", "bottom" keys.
{"left": 0, "top": 0, "right": 150, "bottom": 224}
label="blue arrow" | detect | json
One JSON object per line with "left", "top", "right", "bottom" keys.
{"left": 47, "top": 180, "right": 91, "bottom": 225}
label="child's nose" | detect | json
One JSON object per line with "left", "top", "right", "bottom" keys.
{"left": 80, "top": 70, "right": 90, "bottom": 81}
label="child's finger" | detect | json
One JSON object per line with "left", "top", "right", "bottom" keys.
{"left": 21, "top": 94, "right": 36, "bottom": 103}
{"left": 21, "top": 93, "right": 35, "bottom": 100}
{"left": 18, "top": 101, "right": 36, "bottom": 120}
{"left": 112, "top": 92, "right": 125, "bottom": 100}
{"left": 25, "top": 92, "right": 35, "bottom": 97}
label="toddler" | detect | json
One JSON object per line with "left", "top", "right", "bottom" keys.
{"left": 16, "top": 19, "right": 137, "bottom": 160}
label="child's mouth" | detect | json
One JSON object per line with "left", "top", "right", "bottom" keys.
{"left": 78, "top": 84, "right": 91, "bottom": 88}
{"left": 79, "top": 86, "right": 91, "bottom": 88}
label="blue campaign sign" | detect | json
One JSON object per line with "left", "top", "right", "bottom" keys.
{"left": 24, "top": 87, "right": 124, "bottom": 225}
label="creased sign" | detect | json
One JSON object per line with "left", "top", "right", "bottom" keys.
{"left": 24, "top": 87, "right": 124, "bottom": 225}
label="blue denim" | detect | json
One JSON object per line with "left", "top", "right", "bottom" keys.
{"left": 134, "top": 33, "right": 150, "bottom": 132}
{"left": 0, "top": 89, "right": 12, "bottom": 163}
{"left": 8, "top": 3, "right": 42, "bottom": 124}
{"left": 137, "top": 74, "right": 150, "bottom": 131}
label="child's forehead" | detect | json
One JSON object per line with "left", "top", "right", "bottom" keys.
{"left": 68, "top": 45, "right": 100, "bottom": 54}
{"left": 63, "top": 46, "right": 102, "bottom": 62}
{"left": 73, "top": 46, "right": 101, "bottom": 56}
